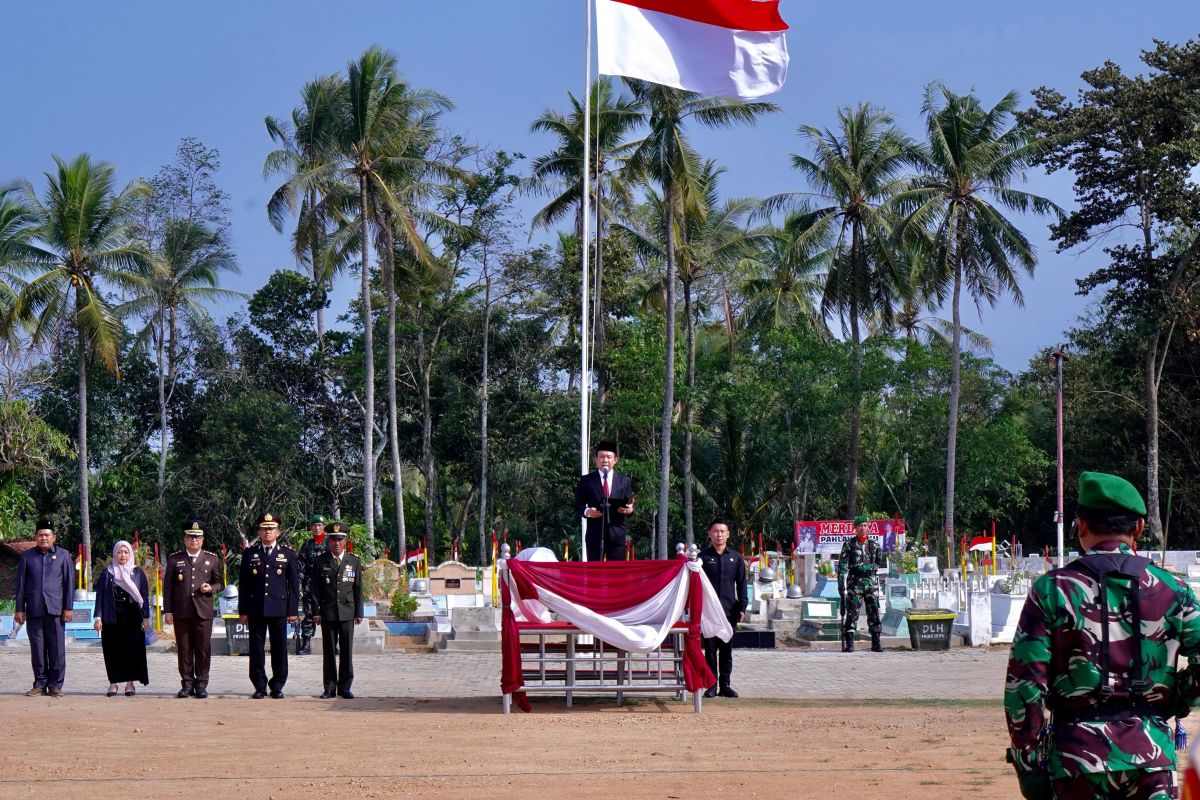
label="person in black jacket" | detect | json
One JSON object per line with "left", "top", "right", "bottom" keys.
{"left": 237, "top": 512, "right": 300, "bottom": 698}
{"left": 14, "top": 522, "right": 75, "bottom": 696}
{"left": 310, "top": 522, "right": 364, "bottom": 699}
{"left": 92, "top": 540, "right": 150, "bottom": 696}
{"left": 698, "top": 519, "right": 747, "bottom": 699}
{"left": 573, "top": 440, "right": 635, "bottom": 561}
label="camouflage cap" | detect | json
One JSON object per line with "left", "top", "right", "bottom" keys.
{"left": 852, "top": 515, "right": 868, "bottom": 525}
{"left": 1077, "top": 471, "right": 1147, "bottom": 516}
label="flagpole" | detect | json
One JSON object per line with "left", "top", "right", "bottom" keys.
{"left": 579, "top": 0, "right": 593, "bottom": 561}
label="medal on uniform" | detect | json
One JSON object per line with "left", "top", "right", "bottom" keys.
{"left": 276, "top": 568, "right": 283, "bottom": 575}
{"left": 178, "top": 574, "right": 184, "bottom": 581}
{"left": 252, "top": 568, "right": 257, "bottom": 575}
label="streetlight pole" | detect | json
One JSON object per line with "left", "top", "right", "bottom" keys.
{"left": 1051, "top": 349, "right": 1069, "bottom": 568}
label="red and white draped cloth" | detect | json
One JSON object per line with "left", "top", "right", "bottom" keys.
{"left": 501, "top": 556, "right": 733, "bottom": 712}
{"left": 596, "top": 0, "right": 789, "bottom": 99}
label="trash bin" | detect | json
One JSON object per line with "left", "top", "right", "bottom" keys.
{"left": 223, "top": 615, "right": 250, "bottom": 656}
{"left": 904, "top": 609, "right": 956, "bottom": 651}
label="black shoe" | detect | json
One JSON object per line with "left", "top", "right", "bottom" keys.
{"left": 703, "top": 686, "right": 718, "bottom": 699}
{"left": 297, "top": 637, "right": 311, "bottom": 655}
{"left": 842, "top": 635, "right": 855, "bottom": 653}
{"left": 320, "top": 690, "right": 336, "bottom": 699}
{"left": 252, "top": 690, "right": 267, "bottom": 699}
{"left": 193, "top": 688, "right": 208, "bottom": 699}
{"left": 177, "top": 688, "right": 192, "bottom": 698}
{"left": 718, "top": 687, "right": 739, "bottom": 698}
{"left": 270, "top": 691, "right": 284, "bottom": 699}
{"left": 338, "top": 690, "right": 355, "bottom": 699}
{"left": 871, "top": 634, "right": 883, "bottom": 653}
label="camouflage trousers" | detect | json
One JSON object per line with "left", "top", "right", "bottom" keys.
{"left": 299, "top": 592, "right": 316, "bottom": 640}
{"left": 1051, "top": 769, "right": 1176, "bottom": 799}
{"left": 842, "top": 588, "right": 881, "bottom": 636}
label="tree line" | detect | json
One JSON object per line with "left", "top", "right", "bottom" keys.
{"left": 0, "top": 37, "right": 1197, "bottom": 571}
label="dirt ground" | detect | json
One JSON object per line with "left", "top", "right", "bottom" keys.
{"left": 0, "top": 695, "right": 1021, "bottom": 799}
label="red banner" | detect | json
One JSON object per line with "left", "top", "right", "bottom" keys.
{"left": 794, "top": 520, "right": 907, "bottom": 554}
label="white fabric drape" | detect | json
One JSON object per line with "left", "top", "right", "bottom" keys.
{"left": 507, "top": 559, "right": 733, "bottom": 652}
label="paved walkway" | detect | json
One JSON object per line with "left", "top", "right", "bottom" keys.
{"left": 0, "top": 646, "right": 1009, "bottom": 700}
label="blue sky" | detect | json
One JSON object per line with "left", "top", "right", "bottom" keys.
{"left": 3, "top": 1, "right": 1198, "bottom": 371}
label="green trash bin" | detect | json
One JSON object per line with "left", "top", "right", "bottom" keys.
{"left": 904, "top": 609, "right": 956, "bottom": 651}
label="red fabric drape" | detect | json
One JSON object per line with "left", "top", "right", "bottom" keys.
{"left": 682, "top": 568, "right": 715, "bottom": 692}
{"left": 507, "top": 559, "right": 685, "bottom": 613}
{"left": 500, "top": 559, "right": 715, "bottom": 707}
{"left": 500, "top": 571, "right": 531, "bottom": 712}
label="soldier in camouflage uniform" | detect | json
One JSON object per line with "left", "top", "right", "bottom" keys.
{"left": 838, "top": 515, "right": 886, "bottom": 653}
{"left": 296, "top": 515, "right": 327, "bottom": 655}
{"left": 1005, "top": 472, "right": 1200, "bottom": 800}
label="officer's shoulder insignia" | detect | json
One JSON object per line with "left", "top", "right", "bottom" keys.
{"left": 202, "top": 549, "right": 218, "bottom": 557}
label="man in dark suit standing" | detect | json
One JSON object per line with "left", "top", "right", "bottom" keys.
{"left": 238, "top": 512, "right": 300, "bottom": 699}
{"left": 13, "top": 522, "right": 75, "bottom": 696}
{"left": 310, "top": 522, "right": 364, "bottom": 699}
{"left": 163, "top": 520, "right": 223, "bottom": 698}
{"left": 699, "top": 519, "right": 747, "bottom": 699}
{"left": 574, "top": 441, "right": 635, "bottom": 561}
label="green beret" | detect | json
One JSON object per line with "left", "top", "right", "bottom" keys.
{"left": 309, "top": 514, "right": 325, "bottom": 524}
{"left": 1077, "top": 471, "right": 1146, "bottom": 516}
{"left": 853, "top": 515, "right": 868, "bottom": 525}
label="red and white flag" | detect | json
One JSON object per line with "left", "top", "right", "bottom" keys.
{"left": 596, "top": 0, "right": 789, "bottom": 99}
{"left": 404, "top": 547, "right": 425, "bottom": 566}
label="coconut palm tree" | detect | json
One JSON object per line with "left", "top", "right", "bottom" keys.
{"left": 615, "top": 161, "right": 766, "bottom": 543}
{"left": 121, "top": 219, "right": 240, "bottom": 503}
{"left": 762, "top": 103, "right": 913, "bottom": 518}
{"left": 740, "top": 212, "right": 831, "bottom": 335}
{"left": 264, "top": 74, "right": 350, "bottom": 360}
{"left": 896, "top": 83, "right": 1060, "bottom": 562}
{"left": 7, "top": 154, "right": 152, "bottom": 570}
{"left": 623, "top": 79, "right": 777, "bottom": 556}
{"left": 527, "top": 77, "right": 644, "bottom": 395}
{"left": 331, "top": 45, "right": 453, "bottom": 537}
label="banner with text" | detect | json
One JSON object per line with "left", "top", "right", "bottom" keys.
{"left": 794, "top": 520, "right": 907, "bottom": 555}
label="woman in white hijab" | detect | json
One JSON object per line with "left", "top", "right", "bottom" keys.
{"left": 92, "top": 541, "right": 150, "bottom": 696}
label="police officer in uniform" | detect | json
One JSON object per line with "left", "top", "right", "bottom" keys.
{"left": 238, "top": 512, "right": 300, "bottom": 698}
{"left": 838, "top": 515, "right": 886, "bottom": 653}
{"left": 310, "top": 522, "right": 364, "bottom": 699}
{"left": 296, "top": 515, "right": 327, "bottom": 655}
{"left": 699, "top": 519, "right": 747, "bottom": 699}
{"left": 163, "top": 520, "right": 223, "bottom": 698}
{"left": 1005, "top": 472, "right": 1200, "bottom": 799}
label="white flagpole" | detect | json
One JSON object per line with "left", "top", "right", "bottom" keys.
{"left": 579, "top": 0, "right": 593, "bottom": 561}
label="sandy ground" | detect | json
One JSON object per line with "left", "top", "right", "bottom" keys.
{"left": 0, "top": 696, "right": 1015, "bottom": 799}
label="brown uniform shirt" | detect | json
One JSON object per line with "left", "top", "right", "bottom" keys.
{"left": 162, "top": 549, "right": 224, "bottom": 619}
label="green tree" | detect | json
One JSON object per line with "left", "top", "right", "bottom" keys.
{"left": 897, "top": 84, "right": 1059, "bottom": 562}
{"left": 623, "top": 79, "right": 777, "bottom": 555}
{"left": 1019, "top": 37, "right": 1200, "bottom": 541}
{"left": 764, "top": 103, "right": 912, "bottom": 518}
{"left": 7, "top": 154, "right": 152, "bottom": 570}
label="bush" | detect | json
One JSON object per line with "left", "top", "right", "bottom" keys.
{"left": 390, "top": 587, "right": 418, "bottom": 621}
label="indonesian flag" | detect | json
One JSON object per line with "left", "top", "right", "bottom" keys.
{"left": 596, "top": 0, "right": 789, "bottom": 99}
{"left": 404, "top": 547, "right": 425, "bottom": 566}
{"left": 968, "top": 536, "right": 994, "bottom": 552}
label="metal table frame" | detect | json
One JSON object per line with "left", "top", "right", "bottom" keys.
{"left": 501, "top": 622, "right": 702, "bottom": 714}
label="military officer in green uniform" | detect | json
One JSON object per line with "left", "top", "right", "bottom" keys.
{"left": 838, "top": 515, "right": 885, "bottom": 653}
{"left": 296, "top": 514, "right": 327, "bottom": 655}
{"left": 310, "top": 522, "right": 364, "bottom": 699}
{"left": 1005, "top": 472, "right": 1200, "bottom": 799}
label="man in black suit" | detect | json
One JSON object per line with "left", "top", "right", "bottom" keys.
{"left": 310, "top": 522, "right": 364, "bottom": 699}
{"left": 163, "top": 520, "right": 224, "bottom": 698}
{"left": 574, "top": 441, "right": 635, "bottom": 561}
{"left": 237, "top": 512, "right": 300, "bottom": 698}
{"left": 13, "top": 522, "right": 75, "bottom": 696}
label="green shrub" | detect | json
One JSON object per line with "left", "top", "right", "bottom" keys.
{"left": 390, "top": 587, "right": 418, "bottom": 620}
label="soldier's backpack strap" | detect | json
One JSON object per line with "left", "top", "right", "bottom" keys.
{"left": 1074, "top": 552, "right": 1152, "bottom": 700}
